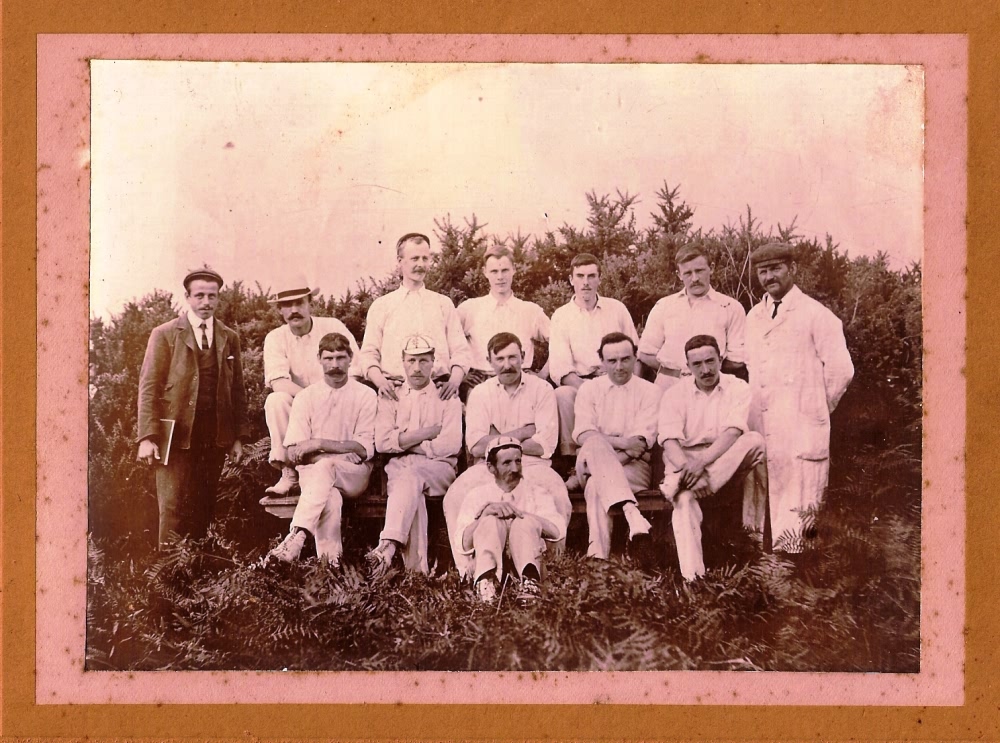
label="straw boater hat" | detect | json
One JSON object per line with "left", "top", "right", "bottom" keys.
{"left": 268, "top": 274, "right": 320, "bottom": 304}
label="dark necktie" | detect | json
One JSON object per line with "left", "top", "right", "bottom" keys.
{"left": 199, "top": 322, "right": 209, "bottom": 350}
{"left": 771, "top": 300, "right": 782, "bottom": 319}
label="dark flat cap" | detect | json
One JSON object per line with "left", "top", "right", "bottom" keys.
{"left": 183, "top": 267, "right": 224, "bottom": 290}
{"left": 751, "top": 242, "right": 795, "bottom": 265}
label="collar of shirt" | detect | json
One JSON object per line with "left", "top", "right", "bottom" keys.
{"left": 689, "top": 373, "right": 730, "bottom": 397}
{"left": 571, "top": 295, "right": 605, "bottom": 313}
{"left": 488, "top": 292, "right": 518, "bottom": 310}
{"left": 396, "top": 284, "right": 427, "bottom": 299}
{"left": 186, "top": 311, "right": 214, "bottom": 347}
{"left": 763, "top": 284, "right": 801, "bottom": 312}
{"left": 285, "top": 317, "right": 316, "bottom": 340}
{"left": 400, "top": 382, "right": 435, "bottom": 398}
{"left": 679, "top": 286, "right": 721, "bottom": 306}
{"left": 490, "top": 375, "right": 527, "bottom": 398}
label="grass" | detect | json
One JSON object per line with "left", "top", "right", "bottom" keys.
{"left": 86, "top": 442, "right": 920, "bottom": 673}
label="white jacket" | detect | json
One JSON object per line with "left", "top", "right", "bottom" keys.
{"left": 745, "top": 285, "right": 854, "bottom": 461}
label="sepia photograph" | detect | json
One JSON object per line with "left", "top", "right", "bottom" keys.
{"left": 83, "top": 55, "right": 925, "bottom": 676}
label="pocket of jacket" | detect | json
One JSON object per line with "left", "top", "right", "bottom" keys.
{"left": 796, "top": 420, "right": 830, "bottom": 461}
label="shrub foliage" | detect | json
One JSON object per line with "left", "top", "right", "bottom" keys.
{"left": 88, "top": 183, "right": 921, "bottom": 671}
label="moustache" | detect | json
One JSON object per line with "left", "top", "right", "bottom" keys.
{"left": 499, "top": 367, "right": 518, "bottom": 375}
{"left": 289, "top": 313, "right": 303, "bottom": 319}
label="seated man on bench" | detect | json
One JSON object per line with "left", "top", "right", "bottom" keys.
{"left": 367, "top": 334, "right": 463, "bottom": 577}
{"left": 443, "top": 331, "right": 570, "bottom": 579}
{"left": 658, "top": 334, "right": 767, "bottom": 580}
{"left": 455, "top": 437, "right": 568, "bottom": 606}
{"left": 267, "top": 332, "right": 377, "bottom": 565}
{"left": 572, "top": 332, "right": 664, "bottom": 559}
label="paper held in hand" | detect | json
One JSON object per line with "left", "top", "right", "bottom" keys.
{"left": 158, "top": 418, "right": 176, "bottom": 466}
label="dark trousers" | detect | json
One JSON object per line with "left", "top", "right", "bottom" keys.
{"left": 155, "top": 409, "right": 226, "bottom": 547}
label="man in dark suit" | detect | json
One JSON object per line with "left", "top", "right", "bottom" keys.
{"left": 136, "top": 267, "right": 248, "bottom": 547}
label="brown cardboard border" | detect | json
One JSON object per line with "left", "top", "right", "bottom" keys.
{"left": 6, "top": 1, "right": 998, "bottom": 740}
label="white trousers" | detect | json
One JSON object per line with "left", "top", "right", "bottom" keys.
{"left": 290, "top": 454, "right": 372, "bottom": 564}
{"left": 443, "top": 460, "right": 570, "bottom": 579}
{"left": 554, "top": 385, "right": 579, "bottom": 455}
{"left": 472, "top": 514, "right": 546, "bottom": 585}
{"left": 662, "top": 432, "right": 766, "bottom": 580}
{"left": 264, "top": 391, "right": 294, "bottom": 466}
{"left": 380, "top": 455, "right": 456, "bottom": 574}
{"left": 576, "top": 435, "right": 652, "bottom": 558}
{"left": 742, "top": 447, "right": 827, "bottom": 554}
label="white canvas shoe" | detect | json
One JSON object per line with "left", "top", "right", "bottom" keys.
{"left": 265, "top": 467, "right": 299, "bottom": 496}
{"left": 269, "top": 529, "right": 307, "bottom": 562}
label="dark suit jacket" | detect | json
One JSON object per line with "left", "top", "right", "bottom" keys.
{"left": 137, "top": 314, "right": 249, "bottom": 449}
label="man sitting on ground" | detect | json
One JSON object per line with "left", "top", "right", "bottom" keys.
{"left": 455, "top": 437, "right": 568, "bottom": 606}
{"left": 573, "top": 332, "right": 664, "bottom": 560}
{"left": 268, "top": 333, "right": 377, "bottom": 565}
{"left": 443, "top": 331, "right": 571, "bottom": 579}
{"left": 658, "top": 334, "right": 767, "bottom": 580}
{"left": 368, "top": 334, "right": 463, "bottom": 577}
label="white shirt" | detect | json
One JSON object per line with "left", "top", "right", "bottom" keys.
{"left": 374, "top": 382, "right": 463, "bottom": 464}
{"left": 359, "top": 285, "right": 473, "bottom": 379}
{"left": 455, "top": 478, "right": 568, "bottom": 555}
{"left": 638, "top": 287, "right": 747, "bottom": 371}
{"left": 457, "top": 293, "right": 550, "bottom": 372}
{"left": 465, "top": 373, "right": 558, "bottom": 461}
{"left": 263, "top": 316, "right": 361, "bottom": 388}
{"left": 283, "top": 379, "right": 377, "bottom": 460}
{"left": 658, "top": 373, "right": 751, "bottom": 448}
{"left": 548, "top": 296, "right": 638, "bottom": 384}
{"left": 573, "top": 374, "right": 663, "bottom": 446}
{"left": 186, "top": 311, "right": 214, "bottom": 350}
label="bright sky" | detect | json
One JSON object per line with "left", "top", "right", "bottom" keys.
{"left": 90, "top": 61, "right": 923, "bottom": 318}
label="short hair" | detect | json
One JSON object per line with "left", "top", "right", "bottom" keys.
{"left": 487, "top": 332, "right": 524, "bottom": 358}
{"left": 395, "top": 232, "right": 431, "bottom": 259}
{"left": 684, "top": 334, "right": 721, "bottom": 359}
{"left": 481, "top": 244, "right": 515, "bottom": 267}
{"left": 597, "top": 332, "right": 637, "bottom": 360}
{"left": 675, "top": 243, "right": 711, "bottom": 268}
{"left": 487, "top": 441, "right": 522, "bottom": 467}
{"left": 570, "top": 253, "right": 601, "bottom": 272}
{"left": 318, "top": 332, "right": 354, "bottom": 357}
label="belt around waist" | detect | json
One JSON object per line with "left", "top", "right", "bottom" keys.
{"left": 658, "top": 367, "right": 691, "bottom": 379}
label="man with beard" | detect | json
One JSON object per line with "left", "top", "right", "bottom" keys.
{"left": 658, "top": 335, "right": 767, "bottom": 580}
{"left": 137, "top": 267, "right": 248, "bottom": 547}
{"left": 359, "top": 232, "right": 472, "bottom": 402}
{"left": 638, "top": 243, "right": 747, "bottom": 388}
{"left": 455, "top": 437, "right": 567, "bottom": 606}
{"left": 443, "top": 332, "right": 571, "bottom": 579}
{"left": 267, "top": 333, "right": 377, "bottom": 565}
{"left": 367, "top": 334, "right": 463, "bottom": 577}
{"left": 457, "top": 244, "right": 550, "bottom": 397}
{"left": 744, "top": 243, "right": 854, "bottom": 554}
{"left": 548, "top": 253, "right": 639, "bottom": 455}
{"left": 572, "top": 332, "right": 663, "bottom": 560}
{"left": 262, "top": 276, "right": 361, "bottom": 496}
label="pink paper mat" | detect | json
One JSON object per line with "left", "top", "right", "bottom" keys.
{"left": 36, "top": 33, "right": 966, "bottom": 705}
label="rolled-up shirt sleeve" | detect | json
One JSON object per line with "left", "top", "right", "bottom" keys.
{"left": 464, "top": 385, "right": 491, "bottom": 451}
{"left": 657, "top": 386, "right": 687, "bottom": 444}
{"left": 374, "top": 396, "right": 403, "bottom": 454}
{"left": 721, "top": 380, "right": 751, "bottom": 434}
{"left": 424, "top": 397, "right": 463, "bottom": 459}
{"left": 353, "top": 390, "right": 377, "bottom": 460}
{"left": 443, "top": 301, "right": 474, "bottom": 374}
{"left": 547, "top": 307, "right": 574, "bottom": 384}
{"left": 637, "top": 300, "right": 666, "bottom": 363}
{"left": 534, "top": 304, "right": 551, "bottom": 341}
{"left": 572, "top": 379, "right": 600, "bottom": 443}
{"left": 724, "top": 300, "right": 747, "bottom": 365}
{"left": 527, "top": 382, "right": 559, "bottom": 459}
{"left": 263, "top": 329, "right": 290, "bottom": 387}
{"left": 358, "top": 299, "right": 387, "bottom": 377}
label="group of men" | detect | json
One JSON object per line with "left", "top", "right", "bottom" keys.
{"left": 137, "top": 233, "right": 854, "bottom": 604}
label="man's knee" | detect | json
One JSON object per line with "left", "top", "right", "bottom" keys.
{"left": 387, "top": 473, "right": 421, "bottom": 500}
{"left": 265, "top": 391, "right": 294, "bottom": 414}
{"left": 741, "top": 431, "right": 765, "bottom": 456}
{"left": 555, "top": 385, "right": 577, "bottom": 409}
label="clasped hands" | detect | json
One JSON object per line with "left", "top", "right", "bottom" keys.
{"left": 286, "top": 439, "right": 362, "bottom": 466}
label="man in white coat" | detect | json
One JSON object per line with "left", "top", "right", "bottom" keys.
{"left": 744, "top": 242, "right": 855, "bottom": 553}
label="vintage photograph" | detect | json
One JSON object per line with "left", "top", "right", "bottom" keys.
{"left": 86, "top": 59, "right": 923, "bottom": 673}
